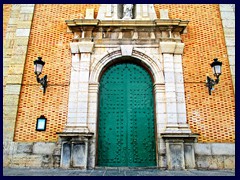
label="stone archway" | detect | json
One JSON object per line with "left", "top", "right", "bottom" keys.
{"left": 88, "top": 49, "right": 166, "bottom": 168}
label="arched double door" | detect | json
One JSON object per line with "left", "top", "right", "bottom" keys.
{"left": 97, "top": 62, "right": 156, "bottom": 167}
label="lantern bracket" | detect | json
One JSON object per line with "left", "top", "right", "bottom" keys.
{"left": 37, "top": 74, "right": 48, "bottom": 94}
{"left": 205, "top": 58, "right": 222, "bottom": 95}
{"left": 33, "top": 57, "right": 48, "bottom": 95}
{"left": 206, "top": 75, "right": 219, "bottom": 95}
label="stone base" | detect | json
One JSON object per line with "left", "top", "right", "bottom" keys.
{"left": 161, "top": 133, "right": 199, "bottom": 170}
{"left": 57, "top": 132, "right": 94, "bottom": 169}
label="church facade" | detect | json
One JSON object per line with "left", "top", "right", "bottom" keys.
{"left": 3, "top": 4, "right": 235, "bottom": 169}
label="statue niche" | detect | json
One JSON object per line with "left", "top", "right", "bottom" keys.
{"left": 117, "top": 4, "right": 135, "bottom": 19}
{"left": 123, "top": 4, "right": 133, "bottom": 19}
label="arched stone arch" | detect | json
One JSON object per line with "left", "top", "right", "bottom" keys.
{"left": 88, "top": 49, "right": 166, "bottom": 168}
{"left": 89, "top": 49, "right": 164, "bottom": 84}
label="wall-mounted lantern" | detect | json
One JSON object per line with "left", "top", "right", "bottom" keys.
{"left": 34, "top": 57, "right": 47, "bottom": 94}
{"left": 36, "top": 115, "right": 47, "bottom": 131}
{"left": 206, "top": 58, "right": 222, "bottom": 95}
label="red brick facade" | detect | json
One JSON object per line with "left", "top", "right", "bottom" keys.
{"left": 4, "top": 4, "right": 234, "bottom": 143}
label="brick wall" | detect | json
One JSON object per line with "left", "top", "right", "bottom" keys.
{"left": 154, "top": 4, "right": 235, "bottom": 142}
{"left": 10, "top": 4, "right": 234, "bottom": 143}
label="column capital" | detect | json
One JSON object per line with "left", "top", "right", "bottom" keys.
{"left": 70, "top": 42, "right": 94, "bottom": 54}
{"left": 78, "top": 42, "right": 94, "bottom": 53}
{"left": 160, "top": 42, "right": 185, "bottom": 54}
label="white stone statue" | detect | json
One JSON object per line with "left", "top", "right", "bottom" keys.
{"left": 123, "top": 4, "right": 133, "bottom": 19}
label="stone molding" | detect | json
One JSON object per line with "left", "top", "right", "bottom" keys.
{"left": 160, "top": 42, "right": 185, "bottom": 54}
{"left": 195, "top": 143, "right": 235, "bottom": 156}
{"left": 70, "top": 42, "right": 94, "bottom": 54}
{"left": 120, "top": 45, "right": 133, "bottom": 56}
{"left": 89, "top": 49, "right": 164, "bottom": 84}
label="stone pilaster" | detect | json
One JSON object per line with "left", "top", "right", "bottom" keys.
{"left": 219, "top": 4, "right": 235, "bottom": 94}
{"left": 160, "top": 42, "right": 191, "bottom": 134}
{"left": 64, "top": 42, "right": 94, "bottom": 133}
{"left": 3, "top": 4, "right": 35, "bottom": 167}
{"left": 3, "top": 4, "right": 35, "bottom": 141}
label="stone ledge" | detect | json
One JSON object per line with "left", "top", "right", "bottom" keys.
{"left": 32, "top": 142, "right": 56, "bottom": 155}
{"left": 195, "top": 143, "right": 235, "bottom": 156}
{"left": 195, "top": 155, "right": 235, "bottom": 170}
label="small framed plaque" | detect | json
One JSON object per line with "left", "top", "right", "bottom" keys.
{"left": 36, "top": 115, "right": 47, "bottom": 131}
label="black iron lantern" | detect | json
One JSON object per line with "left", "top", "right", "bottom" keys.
{"left": 211, "top": 58, "right": 222, "bottom": 78}
{"left": 206, "top": 58, "right": 222, "bottom": 95}
{"left": 33, "top": 57, "right": 48, "bottom": 94}
{"left": 34, "top": 57, "right": 45, "bottom": 75}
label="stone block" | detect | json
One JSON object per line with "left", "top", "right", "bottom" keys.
{"left": 120, "top": 45, "right": 133, "bottom": 56}
{"left": 4, "top": 48, "right": 14, "bottom": 58}
{"left": 78, "top": 42, "right": 94, "bottom": 53}
{"left": 3, "top": 106, "right": 18, "bottom": 116}
{"left": 174, "top": 43, "right": 185, "bottom": 54}
{"left": 226, "top": 46, "right": 235, "bottom": 56}
{"left": 20, "top": 6, "right": 34, "bottom": 13}
{"left": 13, "top": 45, "right": 28, "bottom": 55}
{"left": 184, "top": 144, "right": 196, "bottom": 169}
{"left": 166, "top": 101, "right": 177, "bottom": 113}
{"left": 224, "top": 156, "right": 235, "bottom": 169}
{"left": 70, "top": 42, "right": 79, "bottom": 54}
{"left": 16, "top": 21, "right": 32, "bottom": 29}
{"left": 8, "top": 18, "right": 18, "bottom": 25}
{"left": 222, "top": 20, "right": 235, "bottom": 28}
{"left": 223, "top": 28, "right": 235, "bottom": 37}
{"left": 53, "top": 155, "right": 61, "bottom": 168}
{"left": 228, "top": 55, "right": 235, "bottom": 66}
{"left": 10, "top": 55, "right": 27, "bottom": 64}
{"left": 164, "top": 62, "right": 174, "bottom": 72}
{"left": 16, "top": 29, "right": 30, "bottom": 37}
{"left": 16, "top": 143, "right": 33, "bottom": 153}
{"left": 209, "top": 156, "right": 224, "bottom": 169}
{"left": 4, "top": 39, "right": 14, "bottom": 49}
{"left": 195, "top": 155, "right": 211, "bottom": 169}
{"left": 160, "top": 42, "right": 176, "bottom": 54}
{"left": 194, "top": 143, "right": 211, "bottom": 155}
{"left": 19, "top": 13, "right": 34, "bottom": 21}
{"left": 11, "top": 154, "right": 42, "bottom": 168}
{"left": 160, "top": 9, "right": 169, "bottom": 19}
{"left": 8, "top": 65, "right": 25, "bottom": 75}
{"left": 3, "top": 141, "right": 18, "bottom": 155}
{"left": 72, "top": 143, "right": 87, "bottom": 168}
{"left": 33, "top": 142, "right": 56, "bottom": 155}
{"left": 14, "top": 37, "right": 30, "bottom": 46}
{"left": 85, "top": 8, "right": 94, "bottom": 19}
{"left": 211, "top": 143, "right": 235, "bottom": 155}
{"left": 220, "top": 4, "right": 235, "bottom": 12}
{"left": 175, "top": 72, "right": 184, "bottom": 83}
{"left": 220, "top": 11, "right": 235, "bottom": 20}
{"left": 230, "top": 66, "right": 235, "bottom": 76}
{"left": 42, "top": 155, "right": 53, "bottom": 168}
{"left": 167, "top": 143, "right": 185, "bottom": 169}
{"left": 176, "top": 84, "right": 185, "bottom": 93}
{"left": 177, "top": 113, "right": 187, "bottom": 124}
{"left": 164, "top": 72, "right": 175, "bottom": 83}
{"left": 225, "top": 37, "right": 235, "bottom": 46}
{"left": 3, "top": 95, "right": 20, "bottom": 106}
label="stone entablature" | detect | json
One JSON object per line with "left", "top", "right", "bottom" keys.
{"left": 66, "top": 19, "right": 188, "bottom": 45}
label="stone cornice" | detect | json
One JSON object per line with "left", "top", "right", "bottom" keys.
{"left": 66, "top": 19, "right": 189, "bottom": 34}
{"left": 66, "top": 19, "right": 99, "bottom": 26}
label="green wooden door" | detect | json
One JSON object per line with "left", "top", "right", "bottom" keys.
{"left": 97, "top": 63, "right": 156, "bottom": 167}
